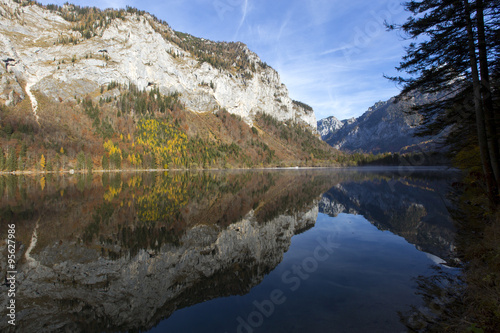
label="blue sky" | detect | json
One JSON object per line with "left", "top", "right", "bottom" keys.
{"left": 38, "top": 0, "right": 411, "bottom": 121}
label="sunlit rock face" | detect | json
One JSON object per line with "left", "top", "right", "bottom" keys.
{"left": 0, "top": 0, "right": 316, "bottom": 130}
{"left": 317, "top": 116, "right": 345, "bottom": 140}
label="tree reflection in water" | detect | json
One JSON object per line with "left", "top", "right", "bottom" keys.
{"left": 0, "top": 168, "right": 460, "bottom": 333}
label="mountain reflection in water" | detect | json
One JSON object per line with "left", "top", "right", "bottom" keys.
{"left": 0, "top": 168, "right": 458, "bottom": 332}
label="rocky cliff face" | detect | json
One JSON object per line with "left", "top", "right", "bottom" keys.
{"left": 318, "top": 93, "right": 445, "bottom": 153}
{"left": 0, "top": 0, "right": 316, "bottom": 130}
{"left": 317, "top": 116, "right": 344, "bottom": 139}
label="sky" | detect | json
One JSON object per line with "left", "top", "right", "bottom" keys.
{"left": 37, "top": 0, "right": 411, "bottom": 121}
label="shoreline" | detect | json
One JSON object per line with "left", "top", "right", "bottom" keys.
{"left": 0, "top": 165, "right": 457, "bottom": 176}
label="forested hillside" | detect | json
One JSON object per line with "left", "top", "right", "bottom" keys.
{"left": 0, "top": 82, "right": 339, "bottom": 172}
{"left": 0, "top": 0, "right": 338, "bottom": 172}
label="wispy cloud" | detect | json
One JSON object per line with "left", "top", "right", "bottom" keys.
{"left": 320, "top": 46, "right": 352, "bottom": 56}
{"left": 277, "top": 9, "right": 293, "bottom": 42}
{"left": 233, "top": 0, "right": 249, "bottom": 40}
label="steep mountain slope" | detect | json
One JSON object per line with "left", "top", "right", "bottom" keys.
{"left": 0, "top": 0, "right": 338, "bottom": 171}
{"left": 0, "top": 0, "right": 315, "bottom": 128}
{"left": 318, "top": 93, "right": 444, "bottom": 153}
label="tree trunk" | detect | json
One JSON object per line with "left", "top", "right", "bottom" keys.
{"left": 463, "top": 0, "right": 499, "bottom": 204}
{"left": 476, "top": 0, "right": 500, "bottom": 187}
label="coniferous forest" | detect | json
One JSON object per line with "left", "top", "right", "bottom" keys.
{"left": 386, "top": 1, "right": 500, "bottom": 331}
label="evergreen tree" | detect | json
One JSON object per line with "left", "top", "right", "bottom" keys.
{"left": 46, "top": 159, "right": 53, "bottom": 172}
{"left": 55, "top": 153, "right": 61, "bottom": 171}
{"left": 17, "top": 157, "right": 24, "bottom": 171}
{"left": 0, "top": 148, "right": 5, "bottom": 170}
{"left": 102, "top": 154, "right": 109, "bottom": 170}
{"left": 86, "top": 154, "right": 93, "bottom": 173}
{"left": 20, "top": 141, "right": 27, "bottom": 158}
{"left": 7, "top": 150, "right": 16, "bottom": 172}
{"left": 76, "top": 151, "right": 86, "bottom": 170}
{"left": 387, "top": 0, "right": 500, "bottom": 203}
{"left": 3, "top": 123, "right": 13, "bottom": 136}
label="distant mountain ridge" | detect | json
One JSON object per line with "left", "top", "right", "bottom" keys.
{"left": 318, "top": 93, "right": 445, "bottom": 154}
{"left": 317, "top": 115, "right": 350, "bottom": 138}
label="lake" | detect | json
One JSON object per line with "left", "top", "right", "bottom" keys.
{"left": 0, "top": 167, "right": 459, "bottom": 332}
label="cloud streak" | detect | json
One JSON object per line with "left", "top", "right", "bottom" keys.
{"left": 233, "top": 0, "right": 249, "bottom": 40}
{"left": 242, "top": 1, "right": 409, "bottom": 120}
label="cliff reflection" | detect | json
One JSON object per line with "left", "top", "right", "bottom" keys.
{"left": 319, "top": 171, "right": 458, "bottom": 262}
{"left": 0, "top": 170, "right": 335, "bottom": 333}
{"left": 0, "top": 168, "right": 458, "bottom": 333}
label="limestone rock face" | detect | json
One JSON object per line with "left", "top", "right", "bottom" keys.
{"left": 317, "top": 115, "right": 345, "bottom": 140}
{"left": 0, "top": 0, "right": 316, "bottom": 130}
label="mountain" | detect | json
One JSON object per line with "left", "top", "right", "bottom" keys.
{"left": 318, "top": 93, "right": 445, "bottom": 154}
{"left": 317, "top": 115, "right": 345, "bottom": 138}
{"left": 0, "top": 0, "right": 336, "bottom": 171}
{"left": 0, "top": 0, "right": 315, "bottom": 128}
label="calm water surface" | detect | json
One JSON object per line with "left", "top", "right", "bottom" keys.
{"left": 0, "top": 168, "right": 459, "bottom": 332}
